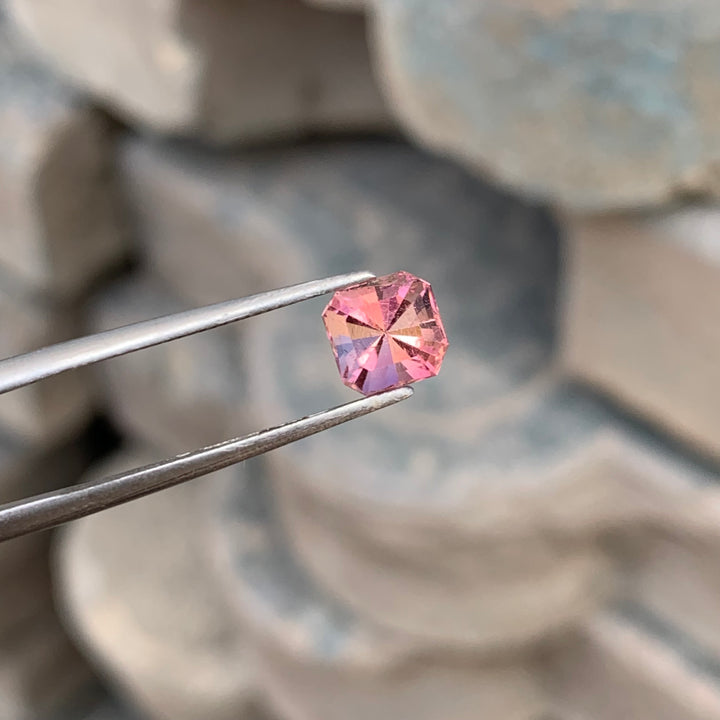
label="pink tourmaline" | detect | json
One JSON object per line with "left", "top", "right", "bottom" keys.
{"left": 322, "top": 271, "right": 449, "bottom": 395}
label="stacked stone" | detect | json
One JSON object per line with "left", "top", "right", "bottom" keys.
{"left": 56, "top": 451, "right": 267, "bottom": 720}
{"left": 3, "top": 1, "right": 400, "bottom": 719}
{"left": 354, "top": 0, "right": 720, "bottom": 716}
{"left": 0, "top": 442, "right": 92, "bottom": 720}
{"left": 7, "top": 0, "right": 389, "bottom": 143}
{"left": 59, "top": 256, "right": 267, "bottom": 720}
{"left": 6, "top": 1, "right": 720, "bottom": 720}
{"left": 69, "top": 134, "right": 720, "bottom": 720}
{"left": 65, "top": 137, "right": 564, "bottom": 719}
{"left": 0, "top": 6, "right": 126, "bottom": 718}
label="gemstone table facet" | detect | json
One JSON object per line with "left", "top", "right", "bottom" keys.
{"left": 322, "top": 271, "right": 448, "bottom": 395}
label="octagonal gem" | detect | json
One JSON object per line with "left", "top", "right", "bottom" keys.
{"left": 322, "top": 271, "right": 449, "bottom": 395}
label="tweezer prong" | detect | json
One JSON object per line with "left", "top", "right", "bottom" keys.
{"left": 0, "top": 271, "right": 374, "bottom": 395}
{"left": 0, "top": 387, "right": 412, "bottom": 542}
{"left": 0, "top": 271, "right": 415, "bottom": 542}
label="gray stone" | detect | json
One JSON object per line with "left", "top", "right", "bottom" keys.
{"left": 0, "top": 286, "right": 93, "bottom": 444}
{"left": 0, "top": 441, "right": 91, "bottom": 717}
{"left": 214, "top": 140, "right": 605, "bottom": 648}
{"left": 56, "top": 449, "right": 260, "bottom": 720}
{"left": 8, "top": 0, "right": 390, "bottom": 143}
{"left": 268, "top": 361, "right": 720, "bottom": 651}
{"left": 0, "top": 432, "right": 87, "bottom": 508}
{"left": 0, "top": 531, "right": 46, "bottom": 580}
{"left": 0, "top": 437, "right": 93, "bottom": 720}
{"left": 619, "top": 525, "right": 720, "bottom": 661}
{"left": 227, "top": 139, "right": 720, "bottom": 650}
{"left": 542, "top": 610, "right": 720, "bottom": 720}
{"left": 212, "top": 460, "right": 549, "bottom": 720}
{"left": 0, "top": 615, "right": 90, "bottom": 720}
{"left": 0, "top": 16, "right": 126, "bottom": 297}
{"left": 562, "top": 206, "right": 720, "bottom": 460}
{"left": 89, "top": 277, "right": 249, "bottom": 454}
{"left": 118, "top": 137, "right": 720, "bottom": 655}
{"left": 119, "top": 135, "right": 559, "bottom": 311}
{"left": 58, "top": 697, "right": 142, "bottom": 720}
{"left": 0, "top": 434, "right": 86, "bottom": 576}
{"left": 119, "top": 137, "right": 717, "bottom": 649}
{"left": 305, "top": 0, "right": 367, "bottom": 9}
{"left": 119, "top": 139, "right": 305, "bottom": 306}
{"left": 0, "top": 554, "right": 54, "bottom": 637}
{"left": 370, "top": 0, "right": 720, "bottom": 210}
{"left": 269, "top": 384, "right": 617, "bottom": 650}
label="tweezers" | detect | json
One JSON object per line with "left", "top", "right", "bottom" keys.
{"left": 0, "top": 272, "right": 412, "bottom": 542}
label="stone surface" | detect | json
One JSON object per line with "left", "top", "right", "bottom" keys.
{"left": 305, "top": 0, "right": 366, "bottom": 9}
{"left": 322, "top": 271, "right": 448, "bottom": 394}
{"left": 56, "top": 449, "right": 259, "bottom": 720}
{"left": 0, "top": 15, "right": 125, "bottom": 297}
{"left": 0, "top": 436, "right": 87, "bottom": 589}
{"left": 370, "top": 0, "right": 720, "bottom": 210}
{"left": 0, "top": 616, "right": 90, "bottom": 720}
{"left": 0, "top": 555, "right": 53, "bottom": 636}
{"left": 116, "top": 137, "right": 720, "bottom": 664}
{"left": 0, "top": 285, "right": 93, "bottom": 444}
{"left": 270, "top": 373, "right": 720, "bottom": 650}
{"left": 120, "top": 139, "right": 603, "bottom": 647}
{"left": 119, "top": 139, "right": 301, "bottom": 307}
{"left": 561, "top": 206, "right": 720, "bottom": 460}
{"left": 89, "top": 277, "right": 248, "bottom": 455}
{"left": 0, "top": 436, "right": 93, "bottom": 720}
{"left": 212, "top": 459, "right": 550, "bottom": 720}
{"left": 57, "top": 696, "right": 142, "bottom": 720}
{"left": 118, "top": 137, "right": 720, "bottom": 650}
{"left": 0, "top": 530, "right": 46, "bottom": 581}
{"left": 114, "top": 136, "right": 720, "bottom": 719}
{"left": 234, "top": 140, "right": 720, "bottom": 651}
{"left": 0, "top": 432, "right": 88, "bottom": 507}
{"left": 8, "top": 0, "right": 390, "bottom": 143}
{"left": 543, "top": 610, "right": 720, "bottom": 720}
{"left": 118, "top": 134, "right": 560, "bottom": 312}
{"left": 228, "top": 141, "right": 607, "bottom": 648}
{"left": 619, "top": 522, "right": 720, "bottom": 661}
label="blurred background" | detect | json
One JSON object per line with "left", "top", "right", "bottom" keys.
{"left": 1, "top": 1, "right": 720, "bottom": 718}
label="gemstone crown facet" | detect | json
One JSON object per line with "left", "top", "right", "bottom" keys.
{"left": 322, "top": 271, "right": 448, "bottom": 395}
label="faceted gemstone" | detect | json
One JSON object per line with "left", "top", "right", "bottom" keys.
{"left": 322, "top": 271, "right": 449, "bottom": 395}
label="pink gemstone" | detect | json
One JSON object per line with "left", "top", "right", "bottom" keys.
{"left": 322, "top": 271, "right": 449, "bottom": 395}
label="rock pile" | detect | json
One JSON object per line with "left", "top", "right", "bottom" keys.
{"left": 1, "top": 1, "right": 720, "bottom": 719}
{"left": 0, "top": 11, "right": 125, "bottom": 718}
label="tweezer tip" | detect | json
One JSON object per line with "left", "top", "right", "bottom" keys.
{"left": 340, "top": 270, "right": 375, "bottom": 286}
{"left": 383, "top": 386, "right": 414, "bottom": 401}
{"left": 363, "top": 386, "right": 414, "bottom": 409}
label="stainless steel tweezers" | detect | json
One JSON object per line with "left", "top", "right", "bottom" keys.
{"left": 0, "top": 272, "right": 412, "bottom": 542}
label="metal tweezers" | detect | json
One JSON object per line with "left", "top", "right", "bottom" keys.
{"left": 0, "top": 272, "right": 412, "bottom": 543}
